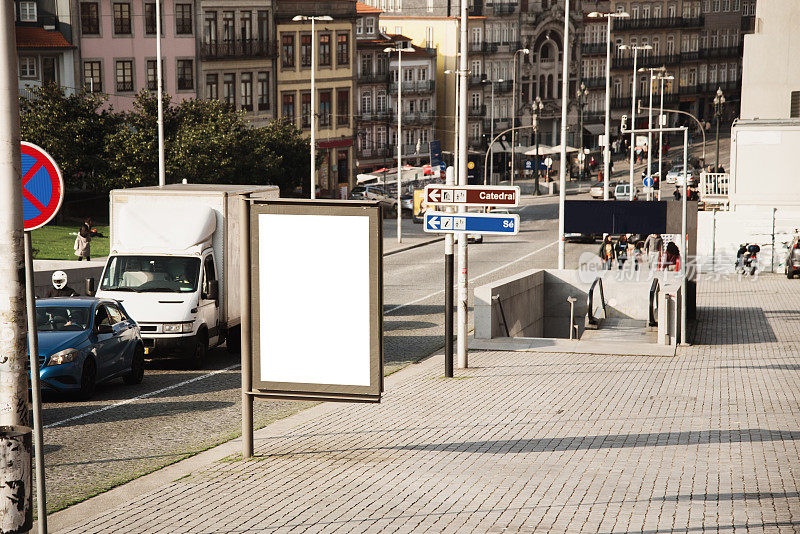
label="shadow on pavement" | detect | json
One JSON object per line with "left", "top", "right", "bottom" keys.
{"left": 42, "top": 400, "right": 234, "bottom": 428}
{"left": 692, "top": 306, "right": 778, "bottom": 345}
{"left": 383, "top": 304, "right": 444, "bottom": 316}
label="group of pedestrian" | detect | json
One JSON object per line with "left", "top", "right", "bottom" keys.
{"left": 598, "top": 233, "right": 681, "bottom": 271}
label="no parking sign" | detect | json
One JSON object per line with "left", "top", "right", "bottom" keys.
{"left": 21, "top": 142, "right": 64, "bottom": 231}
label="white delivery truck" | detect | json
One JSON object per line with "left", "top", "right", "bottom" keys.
{"left": 95, "top": 184, "right": 279, "bottom": 367}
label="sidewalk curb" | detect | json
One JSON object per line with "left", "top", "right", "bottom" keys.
{"left": 384, "top": 236, "right": 444, "bottom": 256}
{"left": 43, "top": 352, "right": 443, "bottom": 533}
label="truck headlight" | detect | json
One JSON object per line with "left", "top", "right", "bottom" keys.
{"left": 163, "top": 322, "right": 193, "bottom": 333}
{"left": 47, "top": 348, "right": 77, "bottom": 366}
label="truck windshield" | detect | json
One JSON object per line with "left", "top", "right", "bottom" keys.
{"left": 100, "top": 256, "right": 201, "bottom": 293}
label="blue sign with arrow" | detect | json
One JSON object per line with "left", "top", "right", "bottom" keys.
{"left": 643, "top": 175, "right": 654, "bottom": 188}
{"left": 423, "top": 211, "right": 520, "bottom": 235}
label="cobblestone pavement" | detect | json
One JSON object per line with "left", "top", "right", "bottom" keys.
{"left": 52, "top": 274, "right": 800, "bottom": 533}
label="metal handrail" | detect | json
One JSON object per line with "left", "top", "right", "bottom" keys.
{"left": 492, "top": 295, "right": 511, "bottom": 337}
{"left": 587, "top": 276, "right": 607, "bottom": 327}
{"left": 649, "top": 277, "right": 660, "bottom": 327}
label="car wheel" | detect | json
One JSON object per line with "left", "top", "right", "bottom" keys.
{"left": 187, "top": 333, "right": 208, "bottom": 370}
{"left": 123, "top": 345, "right": 145, "bottom": 385}
{"left": 78, "top": 358, "right": 97, "bottom": 400}
{"left": 227, "top": 326, "right": 241, "bottom": 354}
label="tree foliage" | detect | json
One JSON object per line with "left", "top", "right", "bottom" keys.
{"left": 19, "top": 85, "right": 310, "bottom": 194}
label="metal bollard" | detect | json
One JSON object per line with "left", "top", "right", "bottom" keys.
{"left": 567, "top": 296, "right": 577, "bottom": 340}
{"left": 0, "top": 426, "right": 33, "bottom": 534}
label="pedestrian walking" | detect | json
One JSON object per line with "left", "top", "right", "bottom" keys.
{"left": 74, "top": 217, "right": 93, "bottom": 261}
{"left": 599, "top": 235, "right": 615, "bottom": 270}
{"left": 644, "top": 233, "right": 663, "bottom": 270}
{"left": 664, "top": 241, "right": 681, "bottom": 271}
{"left": 615, "top": 234, "right": 629, "bottom": 270}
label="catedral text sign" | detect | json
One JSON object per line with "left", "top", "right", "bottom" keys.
{"left": 425, "top": 185, "right": 520, "bottom": 207}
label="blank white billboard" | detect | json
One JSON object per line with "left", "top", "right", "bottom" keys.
{"left": 257, "top": 213, "right": 371, "bottom": 387}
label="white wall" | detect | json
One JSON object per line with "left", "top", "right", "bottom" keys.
{"left": 740, "top": 0, "right": 800, "bottom": 120}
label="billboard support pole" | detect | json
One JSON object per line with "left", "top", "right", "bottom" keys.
{"left": 240, "top": 196, "right": 254, "bottom": 458}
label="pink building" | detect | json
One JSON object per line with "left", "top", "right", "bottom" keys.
{"left": 78, "top": 0, "right": 198, "bottom": 110}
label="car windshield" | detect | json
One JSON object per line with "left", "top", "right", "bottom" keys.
{"left": 36, "top": 305, "right": 91, "bottom": 331}
{"left": 100, "top": 255, "right": 201, "bottom": 293}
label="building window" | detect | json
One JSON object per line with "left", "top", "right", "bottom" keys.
{"left": 240, "top": 11, "right": 252, "bottom": 41}
{"left": 177, "top": 59, "right": 193, "bottom": 90}
{"left": 19, "top": 56, "right": 37, "bottom": 78}
{"left": 19, "top": 1, "right": 37, "bottom": 22}
{"left": 257, "top": 11, "right": 269, "bottom": 41}
{"left": 376, "top": 90, "right": 386, "bottom": 112}
{"left": 146, "top": 59, "right": 165, "bottom": 91}
{"left": 365, "top": 17, "right": 375, "bottom": 34}
{"left": 337, "top": 33, "right": 349, "bottom": 66}
{"left": 258, "top": 72, "right": 269, "bottom": 111}
{"left": 301, "top": 34, "right": 312, "bottom": 67}
{"left": 176, "top": 4, "right": 192, "bottom": 34}
{"left": 83, "top": 60, "right": 102, "bottom": 91}
{"left": 240, "top": 73, "right": 253, "bottom": 111}
{"left": 319, "top": 90, "right": 331, "bottom": 126}
{"left": 361, "top": 92, "right": 372, "bottom": 113}
{"left": 337, "top": 89, "right": 349, "bottom": 126}
{"left": 203, "top": 11, "right": 217, "bottom": 43}
{"left": 356, "top": 18, "right": 363, "bottom": 35}
{"left": 282, "top": 33, "right": 295, "bottom": 68}
{"left": 258, "top": 71, "right": 269, "bottom": 110}
{"left": 791, "top": 92, "right": 800, "bottom": 118}
{"left": 113, "top": 3, "right": 131, "bottom": 34}
{"left": 223, "top": 73, "right": 235, "bottom": 106}
{"left": 81, "top": 2, "right": 100, "bottom": 34}
{"left": 301, "top": 92, "right": 311, "bottom": 127}
{"left": 319, "top": 34, "right": 331, "bottom": 66}
{"left": 145, "top": 3, "right": 162, "bottom": 35}
{"left": 115, "top": 60, "right": 133, "bottom": 92}
{"left": 222, "top": 11, "right": 234, "bottom": 42}
{"left": 205, "top": 73, "right": 218, "bottom": 100}
{"left": 282, "top": 92, "right": 295, "bottom": 122}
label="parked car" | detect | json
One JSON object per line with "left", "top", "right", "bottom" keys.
{"left": 613, "top": 183, "right": 639, "bottom": 200}
{"left": 786, "top": 236, "right": 800, "bottom": 279}
{"left": 35, "top": 297, "right": 144, "bottom": 399}
{"left": 665, "top": 164, "right": 699, "bottom": 186}
{"left": 350, "top": 185, "right": 398, "bottom": 216}
{"left": 589, "top": 181, "right": 616, "bottom": 199}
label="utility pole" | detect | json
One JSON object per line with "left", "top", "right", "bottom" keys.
{"left": 456, "top": 0, "right": 468, "bottom": 368}
{"left": 0, "top": 0, "right": 33, "bottom": 530}
{"left": 444, "top": 166, "right": 454, "bottom": 377}
{"left": 155, "top": 0, "right": 164, "bottom": 187}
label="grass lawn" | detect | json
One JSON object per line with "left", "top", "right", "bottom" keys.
{"left": 31, "top": 224, "right": 110, "bottom": 260}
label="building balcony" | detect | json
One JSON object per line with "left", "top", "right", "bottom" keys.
{"left": 357, "top": 110, "right": 391, "bottom": 122}
{"left": 697, "top": 80, "right": 742, "bottom": 94}
{"left": 468, "top": 137, "right": 485, "bottom": 150}
{"left": 613, "top": 15, "right": 704, "bottom": 31}
{"left": 492, "top": 3, "right": 518, "bottom": 15}
{"left": 200, "top": 39, "right": 277, "bottom": 60}
{"left": 468, "top": 74, "right": 487, "bottom": 87}
{"left": 276, "top": 0, "right": 356, "bottom": 19}
{"left": 358, "top": 72, "right": 390, "bottom": 84}
{"left": 468, "top": 105, "right": 487, "bottom": 117}
{"left": 389, "top": 80, "right": 435, "bottom": 94}
{"left": 468, "top": 42, "right": 484, "bottom": 53}
{"left": 697, "top": 45, "right": 743, "bottom": 60}
{"left": 581, "top": 42, "right": 607, "bottom": 55}
{"left": 495, "top": 80, "right": 512, "bottom": 93}
{"left": 611, "top": 96, "right": 632, "bottom": 110}
{"left": 612, "top": 53, "right": 679, "bottom": 69}
{"left": 741, "top": 15, "right": 755, "bottom": 32}
{"left": 583, "top": 77, "right": 606, "bottom": 89}
{"left": 357, "top": 147, "right": 391, "bottom": 160}
{"left": 401, "top": 111, "right": 435, "bottom": 125}
{"left": 583, "top": 111, "right": 606, "bottom": 122}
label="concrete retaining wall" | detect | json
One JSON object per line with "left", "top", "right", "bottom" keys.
{"left": 474, "top": 268, "right": 544, "bottom": 338}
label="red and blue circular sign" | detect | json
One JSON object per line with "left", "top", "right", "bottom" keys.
{"left": 21, "top": 142, "right": 64, "bottom": 231}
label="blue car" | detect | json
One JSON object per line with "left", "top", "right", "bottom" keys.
{"left": 35, "top": 298, "right": 145, "bottom": 399}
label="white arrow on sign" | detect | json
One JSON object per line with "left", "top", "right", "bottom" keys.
{"left": 428, "top": 189, "right": 440, "bottom": 203}
{"left": 428, "top": 216, "right": 440, "bottom": 229}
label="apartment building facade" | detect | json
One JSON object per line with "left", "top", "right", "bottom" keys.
{"left": 199, "top": 1, "right": 277, "bottom": 125}
{"left": 275, "top": 0, "right": 357, "bottom": 196}
{"left": 16, "top": 0, "right": 78, "bottom": 96}
{"left": 77, "top": 0, "right": 199, "bottom": 110}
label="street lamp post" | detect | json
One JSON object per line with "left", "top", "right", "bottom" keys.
{"left": 511, "top": 48, "right": 530, "bottom": 186}
{"left": 293, "top": 15, "right": 333, "bottom": 199}
{"left": 619, "top": 43, "right": 652, "bottom": 200}
{"left": 385, "top": 44, "right": 415, "bottom": 244}
{"left": 639, "top": 66, "right": 666, "bottom": 200}
{"left": 588, "top": 11, "right": 629, "bottom": 200}
{"left": 656, "top": 72, "right": 674, "bottom": 200}
{"left": 576, "top": 82, "right": 588, "bottom": 181}
{"left": 484, "top": 78, "right": 503, "bottom": 185}
{"left": 532, "top": 96, "right": 543, "bottom": 194}
{"left": 713, "top": 87, "right": 726, "bottom": 172}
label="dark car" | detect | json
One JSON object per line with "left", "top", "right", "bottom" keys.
{"left": 35, "top": 297, "right": 144, "bottom": 399}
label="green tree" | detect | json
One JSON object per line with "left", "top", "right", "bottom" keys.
{"left": 19, "top": 83, "right": 120, "bottom": 190}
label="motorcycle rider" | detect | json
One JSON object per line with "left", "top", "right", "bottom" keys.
{"left": 46, "top": 271, "right": 78, "bottom": 298}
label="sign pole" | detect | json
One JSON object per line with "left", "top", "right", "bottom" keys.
{"left": 0, "top": 1, "right": 32, "bottom": 528}
{"left": 24, "top": 231, "right": 47, "bottom": 533}
{"left": 444, "top": 167, "right": 454, "bottom": 377}
{"left": 457, "top": 0, "right": 469, "bottom": 369}
{"left": 240, "top": 196, "right": 253, "bottom": 458}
